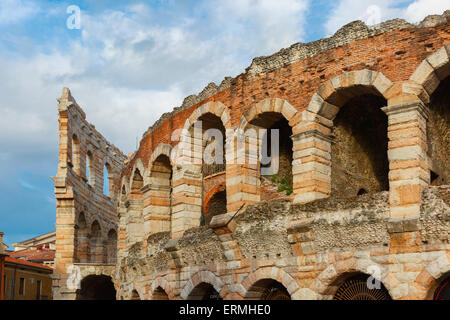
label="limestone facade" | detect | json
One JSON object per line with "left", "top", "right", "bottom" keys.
{"left": 53, "top": 12, "right": 450, "bottom": 300}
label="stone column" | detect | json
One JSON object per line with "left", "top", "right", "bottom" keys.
{"left": 125, "top": 199, "right": 145, "bottom": 247}
{"left": 291, "top": 127, "right": 332, "bottom": 204}
{"left": 171, "top": 167, "right": 202, "bottom": 238}
{"left": 143, "top": 184, "right": 171, "bottom": 236}
{"left": 226, "top": 126, "right": 261, "bottom": 212}
{"left": 117, "top": 202, "right": 127, "bottom": 261}
{"left": 382, "top": 101, "right": 430, "bottom": 218}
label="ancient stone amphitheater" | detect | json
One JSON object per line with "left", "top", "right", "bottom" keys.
{"left": 52, "top": 12, "right": 450, "bottom": 300}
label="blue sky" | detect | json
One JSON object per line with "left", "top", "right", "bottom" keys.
{"left": 0, "top": 0, "right": 448, "bottom": 248}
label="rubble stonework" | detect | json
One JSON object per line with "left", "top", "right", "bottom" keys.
{"left": 53, "top": 12, "right": 450, "bottom": 300}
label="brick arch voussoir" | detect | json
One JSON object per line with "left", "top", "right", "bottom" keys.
{"left": 150, "top": 275, "right": 176, "bottom": 300}
{"left": 129, "top": 158, "right": 147, "bottom": 191}
{"left": 240, "top": 98, "right": 299, "bottom": 131}
{"left": 148, "top": 143, "right": 173, "bottom": 172}
{"left": 242, "top": 266, "right": 300, "bottom": 298}
{"left": 305, "top": 69, "right": 394, "bottom": 122}
{"left": 120, "top": 175, "right": 130, "bottom": 197}
{"left": 184, "top": 101, "right": 232, "bottom": 131}
{"left": 419, "top": 253, "right": 450, "bottom": 300}
{"left": 312, "top": 259, "right": 392, "bottom": 299}
{"left": 409, "top": 44, "right": 450, "bottom": 97}
{"left": 203, "top": 182, "right": 226, "bottom": 214}
{"left": 180, "top": 270, "right": 225, "bottom": 300}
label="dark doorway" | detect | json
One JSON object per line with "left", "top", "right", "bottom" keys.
{"left": 76, "top": 275, "right": 116, "bottom": 300}
{"left": 187, "top": 283, "right": 222, "bottom": 300}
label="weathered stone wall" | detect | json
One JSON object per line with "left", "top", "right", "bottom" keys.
{"left": 116, "top": 185, "right": 449, "bottom": 300}
{"left": 53, "top": 12, "right": 450, "bottom": 300}
{"left": 113, "top": 12, "right": 450, "bottom": 300}
{"left": 53, "top": 89, "right": 127, "bottom": 300}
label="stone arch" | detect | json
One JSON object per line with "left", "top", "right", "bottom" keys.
{"left": 89, "top": 220, "right": 104, "bottom": 263}
{"left": 233, "top": 98, "right": 299, "bottom": 209}
{"left": 331, "top": 272, "right": 392, "bottom": 300}
{"left": 105, "top": 229, "right": 117, "bottom": 264}
{"left": 180, "top": 270, "right": 225, "bottom": 300}
{"left": 202, "top": 182, "right": 226, "bottom": 226}
{"left": 147, "top": 144, "right": 174, "bottom": 235}
{"left": 294, "top": 69, "right": 393, "bottom": 203}
{"left": 120, "top": 176, "right": 129, "bottom": 199}
{"left": 150, "top": 276, "right": 175, "bottom": 300}
{"left": 75, "top": 211, "right": 89, "bottom": 263}
{"left": 131, "top": 289, "right": 141, "bottom": 300}
{"left": 304, "top": 69, "right": 393, "bottom": 122}
{"left": 312, "top": 259, "right": 391, "bottom": 299}
{"left": 171, "top": 102, "right": 231, "bottom": 237}
{"left": 241, "top": 267, "right": 301, "bottom": 300}
{"left": 177, "top": 101, "right": 231, "bottom": 170}
{"left": 183, "top": 101, "right": 232, "bottom": 131}
{"left": 129, "top": 158, "right": 147, "bottom": 190}
{"left": 102, "top": 161, "right": 113, "bottom": 197}
{"left": 409, "top": 44, "right": 450, "bottom": 97}
{"left": 86, "top": 149, "right": 95, "bottom": 186}
{"left": 127, "top": 162, "right": 145, "bottom": 246}
{"left": 431, "top": 272, "right": 450, "bottom": 300}
{"left": 76, "top": 274, "right": 116, "bottom": 300}
{"left": 71, "top": 133, "right": 81, "bottom": 174}
{"left": 148, "top": 144, "right": 173, "bottom": 173}
{"left": 416, "top": 254, "right": 450, "bottom": 300}
{"left": 239, "top": 98, "right": 299, "bottom": 131}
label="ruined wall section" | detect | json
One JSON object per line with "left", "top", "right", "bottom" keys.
{"left": 122, "top": 12, "right": 450, "bottom": 183}
{"left": 117, "top": 185, "right": 450, "bottom": 300}
{"left": 53, "top": 88, "right": 127, "bottom": 299}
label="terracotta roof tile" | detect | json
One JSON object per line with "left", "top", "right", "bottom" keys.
{"left": 5, "top": 256, "right": 53, "bottom": 271}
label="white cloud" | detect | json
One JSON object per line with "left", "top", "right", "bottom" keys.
{"left": 0, "top": 0, "right": 311, "bottom": 161}
{"left": 0, "top": 0, "right": 38, "bottom": 24}
{"left": 212, "top": 0, "right": 309, "bottom": 52}
{"left": 324, "top": 0, "right": 450, "bottom": 36}
{"left": 404, "top": 0, "right": 450, "bottom": 23}
{"left": 325, "top": 0, "right": 407, "bottom": 36}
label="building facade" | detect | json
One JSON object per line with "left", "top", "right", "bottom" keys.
{"left": 52, "top": 12, "right": 450, "bottom": 300}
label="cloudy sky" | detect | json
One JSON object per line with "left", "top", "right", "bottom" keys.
{"left": 0, "top": 0, "right": 448, "bottom": 248}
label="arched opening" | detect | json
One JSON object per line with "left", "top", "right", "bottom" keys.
{"left": 196, "top": 113, "right": 226, "bottom": 176}
{"left": 103, "top": 163, "right": 111, "bottom": 196}
{"left": 149, "top": 154, "right": 173, "bottom": 233}
{"left": 187, "top": 283, "right": 222, "bottom": 300}
{"left": 153, "top": 287, "right": 169, "bottom": 300}
{"left": 249, "top": 113, "right": 293, "bottom": 198}
{"left": 75, "top": 212, "right": 89, "bottom": 263}
{"left": 89, "top": 221, "right": 104, "bottom": 263}
{"left": 331, "top": 92, "right": 389, "bottom": 197}
{"left": 427, "top": 76, "right": 450, "bottom": 186}
{"left": 131, "top": 289, "right": 141, "bottom": 301}
{"left": 333, "top": 273, "right": 391, "bottom": 300}
{"left": 203, "top": 190, "right": 227, "bottom": 226}
{"left": 127, "top": 168, "right": 144, "bottom": 245}
{"left": 131, "top": 168, "right": 143, "bottom": 195}
{"left": 71, "top": 134, "right": 81, "bottom": 174}
{"left": 434, "top": 275, "right": 450, "bottom": 300}
{"left": 121, "top": 185, "right": 127, "bottom": 202}
{"left": 86, "top": 150, "right": 94, "bottom": 185}
{"left": 106, "top": 229, "right": 117, "bottom": 264}
{"left": 247, "top": 279, "right": 291, "bottom": 300}
{"left": 76, "top": 275, "right": 116, "bottom": 300}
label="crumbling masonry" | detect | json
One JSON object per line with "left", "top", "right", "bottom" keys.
{"left": 52, "top": 12, "right": 450, "bottom": 300}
